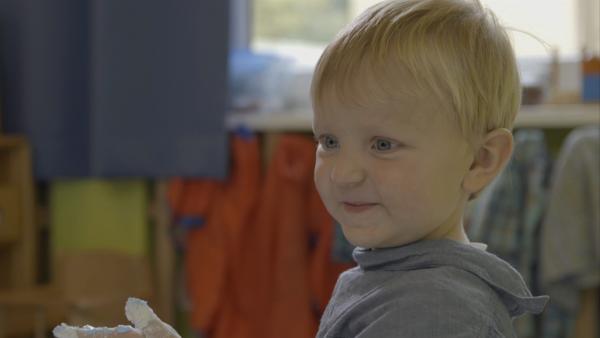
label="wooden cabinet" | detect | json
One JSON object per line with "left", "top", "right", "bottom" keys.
{"left": 0, "top": 136, "right": 36, "bottom": 289}
{"left": 0, "top": 184, "right": 20, "bottom": 244}
{"left": 0, "top": 136, "right": 54, "bottom": 338}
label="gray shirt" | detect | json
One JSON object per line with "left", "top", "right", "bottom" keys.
{"left": 316, "top": 239, "right": 549, "bottom": 338}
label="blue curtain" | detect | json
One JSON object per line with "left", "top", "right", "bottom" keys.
{"left": 0, "top": 0, "right": 229, "bottom": 179}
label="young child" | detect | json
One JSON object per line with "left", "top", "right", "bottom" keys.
{"left": 55, "top": 0, "right": 548, "bottom": 337}
{"left": 310, "top": 0, "right": 548, "bottom": 336}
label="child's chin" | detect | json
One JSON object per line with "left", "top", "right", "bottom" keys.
{"left": 346, "top": 231, "right": 420, "bottom": 249}
{"left": 343, "top": 232, "right": 383, "bottom": 249}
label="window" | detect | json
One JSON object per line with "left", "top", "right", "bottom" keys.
{"left": 253, "top": 0, "right": 350, "bottom": 46}
{"left": 246, "top": 0, "right": 598, "bottom": 107}
{"left": 251, "top": 0, "right": 598, "bottom": 59}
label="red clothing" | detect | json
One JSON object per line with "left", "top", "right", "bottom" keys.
{"left": 168, "top": 134, "right": 260, "bottom": 333}
{"left": 168, "top": 134, "right": 354, "bottom": 337}
{"left": 238, "top": 135, "right": 318, "bottom": 338}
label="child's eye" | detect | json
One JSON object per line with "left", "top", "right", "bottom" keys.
{"left": 318, "top": 135, "right": 339, "bottom": 150}
{"left": 372, "top": 138, "right": 397, "bottom": 152}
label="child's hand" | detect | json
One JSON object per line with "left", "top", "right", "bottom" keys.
{"left": 53, "top": 298, "right": 181, "bottom": 338}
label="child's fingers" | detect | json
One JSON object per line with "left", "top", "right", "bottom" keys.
{"left": 125, "top": 298, "right": 181, "bottom": 338}
{"left": 53, "top": 324, "right": 143, "bottom": 338}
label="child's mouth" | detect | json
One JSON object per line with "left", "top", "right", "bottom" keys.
{"left": 342, "top": 202, "right": 378, "bottom": 213}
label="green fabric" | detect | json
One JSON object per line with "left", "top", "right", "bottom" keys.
{"left": 51, "top": 179, "right": 149, "bottom": 255}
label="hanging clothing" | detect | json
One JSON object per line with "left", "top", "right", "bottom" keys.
{"left": 169, "top": 133, "right": 350, "bottom": 338}
{"left": 167, "top": 132, "right": 261, "bottom": 336}
{"left": 467, "top": 129, "right": 552, "bottom": 338}
{"left": 234, "top": 134, "right": 319, "bottom": 338}
{"left": 540, "top": 126, "right": 600, "bottom": 337}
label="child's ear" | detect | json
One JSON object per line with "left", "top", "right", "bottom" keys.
{"left": 462, "top": 128, "right": 514, "bottom": 197}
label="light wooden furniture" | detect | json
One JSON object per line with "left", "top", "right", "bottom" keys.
{"left": 0, "top": 136, "right": 67, "bottom": 337}
{"left": 54, "top": 252, "right": 154, "bottom": 326}
{"left": 0, "top": 136, "right": 36, "bottom": 289}
{"left": 0, "top": 286, "right": 65, "bottom": 338}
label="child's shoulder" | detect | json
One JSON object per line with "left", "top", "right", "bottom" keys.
{"left": 340, "top": 260, "right": 502, "bottom": 309}
{"left": 326, "top": 240, "right": 547, "bottom": 329}
{"left": 321, "top": 264, "right": 506, "bottom": 337}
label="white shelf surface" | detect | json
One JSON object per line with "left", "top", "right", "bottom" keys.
{"left": 227, "top": 104, "right": 600, "bottom": 132}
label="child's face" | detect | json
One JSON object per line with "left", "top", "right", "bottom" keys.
{"left": 313, "top": 87, "right": 474, "bottom": 249}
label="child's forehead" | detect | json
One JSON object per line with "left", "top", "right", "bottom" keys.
{"left": 311, "top": 58, "right": 461, "bottom": 135}
{"left": 313, "top": 85, "right": 447, "bottom": 128}
{"left": 314, "top": 58, "right": 448, "bottom": 112}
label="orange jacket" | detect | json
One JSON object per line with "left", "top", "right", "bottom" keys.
{"left": 237, "top": 135, "right": 318, "bottom": 338}
{"left": 168, "top": 134, "right": 260, "bottom": 334}
{"left": 168, "top": 133, "right": 354, "bottom": 338}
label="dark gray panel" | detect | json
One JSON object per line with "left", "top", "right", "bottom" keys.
{"left": 0, "top": 0, "right": 229, "bottom": 179}
{"left": 0, "top": 0, "right": 91, "bottom": 178}
{"left": 90, "top": 0, "right": 229, "bottom": 178}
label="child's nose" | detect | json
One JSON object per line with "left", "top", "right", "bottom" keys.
{"left": 330, "top": 156, "right": 366, "bottom": 187}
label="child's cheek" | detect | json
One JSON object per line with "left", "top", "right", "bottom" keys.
{"left": 313, "top": 157, "right": 331, "bottom": 198}
{"left": 375, "top": 165, "right": 427, "bottom": 213}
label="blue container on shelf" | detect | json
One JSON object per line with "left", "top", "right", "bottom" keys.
{"left": 582, "top": 56, "right": 600, "bottom": 102}
{"left": 582, "top": 74, "right": 600, "bottom": 102}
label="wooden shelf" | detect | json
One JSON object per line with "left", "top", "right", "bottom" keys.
{"left": 227, "top": 103, "right": 600, "bottom": 132}
{"left": 515, "top": 104, "right": 600, "bottom": 128}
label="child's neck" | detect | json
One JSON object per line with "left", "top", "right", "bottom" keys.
{"left": 422, "top": 208, "right": 470, "bottom": 244}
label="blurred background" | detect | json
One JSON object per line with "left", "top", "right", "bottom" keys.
{"left": 0, "top": 0, "right": 598, "bottom": 337}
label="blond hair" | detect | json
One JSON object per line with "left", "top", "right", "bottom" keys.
{"left": 311, "top": 0, "right": 520, "bottom": 144}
